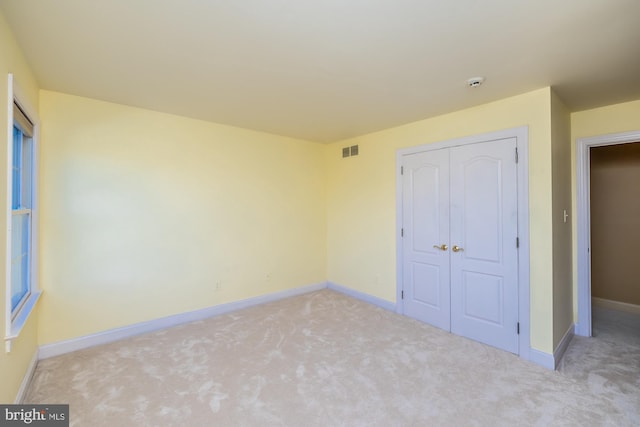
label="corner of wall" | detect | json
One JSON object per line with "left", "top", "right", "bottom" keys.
{"left": 550, "top": 88, "right": 574, "bottom": 349}
{"left": 0, "top": 8, "right": 42, "bottom": 404}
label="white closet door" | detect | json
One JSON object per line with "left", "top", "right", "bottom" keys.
{"left": 449, "top": 138, "right": 519, "bottom": 353}
{"left": 402, "top": 149, "right": 451, "bottom": 330}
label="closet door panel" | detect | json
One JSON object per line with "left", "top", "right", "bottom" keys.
{"left": 449, "top": 138, "right": 519, "bottom": 354}
{"left": 401, "top": 149, "right": 451, "bottom": 330}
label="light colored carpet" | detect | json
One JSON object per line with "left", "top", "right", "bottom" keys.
{"left": 26, "top": 290, "right": 639, "bottom": 426}
{"left": 557, "top": 305, "right": 640, "bottom": 423}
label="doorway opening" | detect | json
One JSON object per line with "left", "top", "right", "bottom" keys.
{"left": 575, "top": 130, "right": 640, "bottom": 337}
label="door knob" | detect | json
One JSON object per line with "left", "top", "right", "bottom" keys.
{"left": 452, "top": 245, "right": 464, "bottom": 252}
{"left": 433, "top": 244, "right": 448, "bottom": 251}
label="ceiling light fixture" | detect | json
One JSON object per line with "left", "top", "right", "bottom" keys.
{"left": 467, "top": 77, "right": 485, "bottom": 88}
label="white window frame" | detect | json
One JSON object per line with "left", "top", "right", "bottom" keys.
{"left": 4, "top": 74, "right": 41, "bottom": 353}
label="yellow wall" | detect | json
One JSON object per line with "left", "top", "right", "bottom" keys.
{"left": 8, "top": 1, "right": 628, "bottom": 377}
{"left": 38, "top": 91, "right": 326, "bottom": 345}
{"left": 550, "top": 91, "right": 573, "bottom": 348}
{"left": 570, "top": 99, "right": 640, "bottom": 317}
{"left": 0, "top": 12, "right": 41, "bottom": 403}
{"left": 571, "top": 100, "right": 640, "bottom": 140}
{"left": 326, "top": 88, "right": 556, "bottom": 353}
{"left": 38, "top": 86, "right": 578, "bottom": 359}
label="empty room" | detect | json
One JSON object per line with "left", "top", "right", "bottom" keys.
{"left": 1, "top": 1, "right": 639, "bottom": 425}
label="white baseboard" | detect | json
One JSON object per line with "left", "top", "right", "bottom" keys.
{"left": 528, "top": 348, "right": 555, "bottom": 370}
{"left": 592, "top": 297, "right": 640, "bottom": 315}
{"left": 39, "top": 282, "right": 327, "bottom": 359}
{"left": 37, "top": 281, "right": 562, "bottom": 372}
{"left": 15, "top": 349, "right": 39, "bottom": 403}
{"left": 526, "top": 323, "right": 574, "bottom": 371}
{"left": 327, "top": 282, "right": 396, "bottom": 312}
{"left": 327, "top": 282, "right": 561, "bottom": 371}
{"left": 553, "top": 323, "right": 575, "bottom": 369}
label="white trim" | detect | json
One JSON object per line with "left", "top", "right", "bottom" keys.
{"left": 14, "top": 349, "right": 38, "bottom": 404}
{"left": 395, "top": 126, "right": 532, "bottom": 362}
{"left": 327, "top": 282, "right": 397, "bottom": 312}
{"left": 395, "top": 152, "right": 404, "bottom": 314}
{"left": 4, "top": 74, "right": 14, "bottom": 352}
{"left": 39, "top": 282, "right": 326, "bottom": 359}
{"left": 575, "top": 130, "right": 640, "bottom": 337}
{"left": 553, "top": 323, "right": 575, "bottom": 369}
{"left": 396, "top": 127, "right": 529, "bottom": 156}
{"left": 528, "top": 348, "right": 555, "bottom": 370}
{"left": 592, "top": 297, "right": 640, "bottom": 315}
{"left": 515, "top": 127, "right": 531, "bottom": 362}
{"left": 4, "top": 74, "right": 41, "bottom": 353}
{"left": 4, "top": 291, "right": 41, "bottom": 341}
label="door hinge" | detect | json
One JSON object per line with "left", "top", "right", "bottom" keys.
{"left": 401, "top": 166, "right": 404, "bottom": 175}
{"left": 516, "top": 237, "right": 519, "bottom": 248}
{"left": 401, "top": 228, "right": 404, "bottom": 237}
{"left": 401, "top": 290, "right": 404, "bottom": 299}
{"left": 517, "top": 322, "right": 520, "bottom": 334}
{"left": 515, "top": 147, "right": 519, "bottom": 163}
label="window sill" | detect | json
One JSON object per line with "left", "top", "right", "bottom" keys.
{"left": 5, "top": 290, "right": 42, "bottom": 352}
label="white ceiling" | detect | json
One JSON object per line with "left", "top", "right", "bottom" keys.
{"left": 2, "top": 0, "right": 640, "bottom": 142}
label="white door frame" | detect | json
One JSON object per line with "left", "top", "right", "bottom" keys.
{"left": 575, "top": 130, "right": 640, "bottom": 337}
{"left": 395, "top": 126, "right": 530, "bottom": 359}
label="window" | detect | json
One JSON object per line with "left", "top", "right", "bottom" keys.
{"left": 10, "top": 102, "right": 34, "bottom": 316}
{"left": 5, "top": 74, "right": 40, "bottom": 350}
